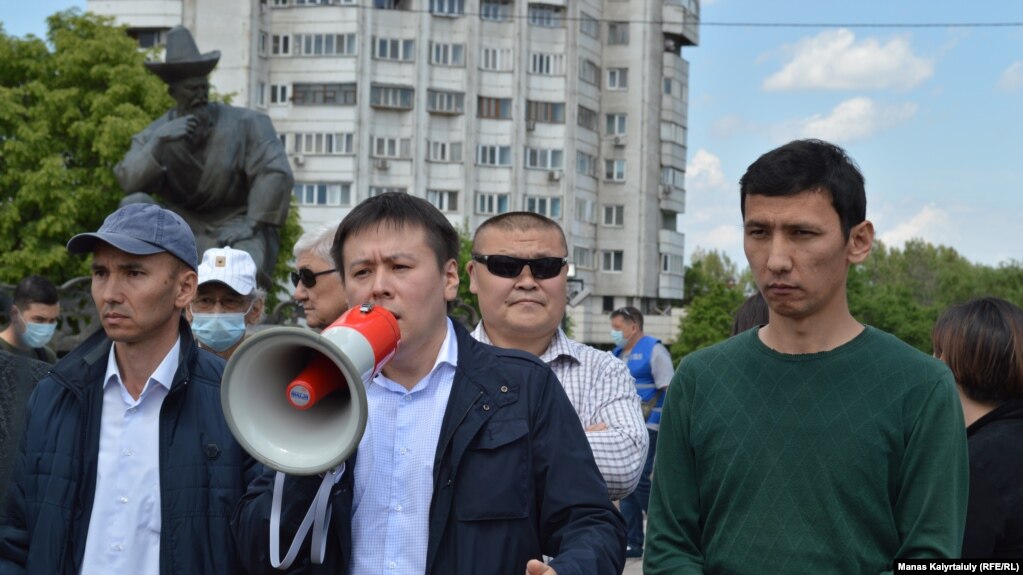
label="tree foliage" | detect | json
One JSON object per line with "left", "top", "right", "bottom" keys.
{"left": 0, "top": 10, "right": 173, "bottom": 282}
{"left": 671, "top": 249, "right": 746, "bottom": 361}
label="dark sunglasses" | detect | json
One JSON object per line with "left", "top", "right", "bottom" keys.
{"left": 290, "top": 267, "right": 337, "bottom": 288}
{"left": 472, "top": 254, "right": 567, "bottom": 280}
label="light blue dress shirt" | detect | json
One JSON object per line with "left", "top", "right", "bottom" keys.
{"left": 79, "top": 338, "right": 180, "bottom": 575}
{"left": 350, "top": 320, "right": 457, "bottom": 575}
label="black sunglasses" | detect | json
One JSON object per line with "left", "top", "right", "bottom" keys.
{"left": 472, "top": 254, "right": 567, "bottom": 280}
{"left": 290, "top": 267, "right": 337, "bottom": 288}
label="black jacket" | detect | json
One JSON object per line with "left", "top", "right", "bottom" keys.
{"left": 233, "top": 320, "right": 626, "bottom": 575}
{"left": 963, "top": 400, "right": 1023, "bottom": 558}
{"left": 0, "top": 318, "right": 260, "bottom": 574}
{"left": 0, "top": 351, "right": 50, "bottom": 497}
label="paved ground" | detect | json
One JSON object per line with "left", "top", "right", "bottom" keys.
{"left": 623, "top": 557, "right": 643, "bottom": 574}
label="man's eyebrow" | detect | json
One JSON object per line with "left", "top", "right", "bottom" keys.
{"left": 347, "top": 252, "right": 419, "bottom": 268}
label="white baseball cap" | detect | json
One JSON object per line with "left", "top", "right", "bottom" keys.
{"left": 197, "top": 247, "right": 257, "bottom": 296}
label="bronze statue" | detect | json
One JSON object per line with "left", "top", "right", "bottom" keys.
{"left": 115, "top": 26, "right": 293, "bottom": 281}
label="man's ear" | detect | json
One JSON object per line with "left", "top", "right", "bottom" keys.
{"left": 247, "top": 298, "right": 265, "bottom": 325}
{"left": 847, "top": 220, "right": 874, "bottom": 265}
{"left": 466, "top": 259, "right": 480, "bottom": 295}
{"left": 176, "top": 270, "right": 198, "bottom": 310}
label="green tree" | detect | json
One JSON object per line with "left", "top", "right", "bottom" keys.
{"left": 671, "top": 249, "right": 747, "bottom": 361}
{"left": 0, "top": 10, "right": 173, "bottom": 282}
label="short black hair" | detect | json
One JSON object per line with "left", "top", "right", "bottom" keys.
{"left": 739, "top": 139, "right": 866, "bottom": 240}
{"left": 331, "top": 192, "right": 460, "bottom": 272}
{"left": 13, "top": 275, "right": 59, "bottom": 309}
{"left": 471, "top": 211, "right": 567, "bottom": 254}
{"left": 610, "top": 306, "right": 644, "bottom": 331}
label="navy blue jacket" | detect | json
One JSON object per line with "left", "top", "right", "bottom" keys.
{"left": 0, "top": 318, "right": 259, "bottom": 574}
{"left": 233, "top": 320, "right": 626, "bottom": 575}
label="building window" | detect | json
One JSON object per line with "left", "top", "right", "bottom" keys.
{"left": 272, "top": 34, "right": 291, "bottom": 55}
{"left": 660, "top": 121, "right": 687, "bottom": 146}
{"left": 373, "top": 0, "right": 406, "bottom": 8}
{"left": 431, "top": 42, "right": 465, "bottom": 66}
{"left": 129, "top": 28, "right": 167, "bottom": 49}
{"left": 476, "top": 192, "right": 510, "bottom": 215}
{"left": 428, "top": 140, "right": 463, "bottom": 162}
{"left": 480, "top": 0, "right": 512, "bottom": 21}
{"left": 661, "top": 253, "right": 684, "bottom": 275}
{"left": 524, "top": 195, "right": 562, "bottom": 218}
{"left": 476, "top": 145, "right": 512, "bottom": 166}
{"left": 372, "top": 137, "right": 412, "bottom": 158}
{"left": 370, "top": 85, "right": 414, "bottom": 109}
{"left": 481, "top": 47, "right": 513, "bottom": 71}
{"left": 573, "top": 246, "right": 594, "bottom": 269}
{"left": 525, "top": 147, "right": 563, "bottom": 170}
{"left": 605, "top": 159, "right": 626, "bottom": 181}
{"left": 575, "top": 151, "right": 597, "bottom": 177}
{"left": 292, "top": 83, "right": 356, "bottom": 105}
{"left": 258, "top": 32, "right": 269, "bottom": 56}
{"left": 526, "top": 101, "right": 565, "bottom": 124}
{"left": 579, "top": 59, "right": 600, "bottom": 86}
{"left": 270, "top": 84, "right": 289, "bottom": 105}
{"left": 478, "top": 97, "right": 512, "bottom": 120}
{"left": 603, "top": 204, "right": 624, "bottom": 226}
{"left": 661, "top": 166, "right": 685, "bottom": 189}
{"left": 294, "top": 33, "right": 357, "bottom": 56}
{"left": 429, "top": 0, "right": 464, "bottom": 16}
{"left": 529, "top": 53, "right": 565, "bottom": 76}
{"left": 607, "top": 68, "right": 629, "bottom": 90}
{"left": 373, "top": 37, "right": 415, "bottom": 61}
{"left": 606, "top": 113, "right": 627, "bottom": 135}
{"left": 528, "top": 4, "right": 564, "bottom": 28}
{"left": 608, "top": 22, "right": 629, "bottom": 45}
{"left": 292, "top": 132, "right": 354, "bottom": 155}
{"left": 577, "top": 105, "right": 597, "bottom": 131}
{"left": 295, "top": 0, "right": 356, "bottom": 4}
{"left": 427, "top": 189, "right": 459, "bottom": 212}
{"left": 575, "top": 197, "right": 596, "bottom": 223}
{"left": 368, "top": 186, "right": 407, "bottom": 196}
{"left": 427, "top": 90, "right": 465, "bottom": 115}
{"left": 601, "top": 250, "right": 624, "bottom": 272}
{"left": 293, "top": 182, "right": 352, "bottom": 206}
{"left": 580, "top": 12, "right": 599, "bottom": 38}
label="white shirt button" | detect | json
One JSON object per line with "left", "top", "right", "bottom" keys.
{"left": 388, "top": 561, "right": 396, "bottom": 569}
{"left": 119, "top": 496, "right": 128, "bottom": 504}
{"left": 395, "top": 504, "right": 402, "bottom": 511}
{"left": 113, "top": 543, "right": 124, "bottom": 551}
{"left": 127, "top": 407, "right": 137, "bottom": 414}
{"left": 399, "top": 447, "right": 407, "bottom": 455}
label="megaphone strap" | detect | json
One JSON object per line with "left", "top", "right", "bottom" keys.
{"left": 269, "top": 465, "right": 344, "bottom": 569}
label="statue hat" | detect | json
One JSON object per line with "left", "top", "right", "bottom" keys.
{"left": 144, "top": 26, "right": 221, "bottom": 84}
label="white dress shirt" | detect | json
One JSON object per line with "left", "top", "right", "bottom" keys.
{"left": 80, "top": 338, "right": 180, "bottom": 575}
{"left": 351, "top": 320, "right": 457, "bottom": 575}
{"left": 471, "top": 324, "right": 648, "bottom": 500}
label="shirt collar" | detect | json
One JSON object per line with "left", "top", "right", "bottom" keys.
{"left": 373, "top": 318, "right": 458, "bottom": 394}
{"left": 471, "top": 322, "right": 579, "bottom": 366}
{"left": 104, "top": 337, "right": 182, "bottom": 398}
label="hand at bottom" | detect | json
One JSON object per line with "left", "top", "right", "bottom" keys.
{"left": 525, "top": 559, "right": 558, "bottom": 575}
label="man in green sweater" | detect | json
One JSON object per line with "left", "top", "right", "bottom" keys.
{"left": 645, "top": 139, "right": 968, "bottom": 574}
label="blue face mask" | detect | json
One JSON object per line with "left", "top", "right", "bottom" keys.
{"left": 610, "top": 329, "right": 626, "bottom": 348}
{"left": 22, "top": 322, "right": 57, "bottom": 348}
{"left": 192, "top": 312, "right": 247, "bottom": 352}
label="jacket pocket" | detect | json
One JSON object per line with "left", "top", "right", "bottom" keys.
{"left": 455, "top": 418, "right": 530, "bottom": 521}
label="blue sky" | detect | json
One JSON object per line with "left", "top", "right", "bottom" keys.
{"left": 4, "top": 1, "right": 1022, "bottom": 268}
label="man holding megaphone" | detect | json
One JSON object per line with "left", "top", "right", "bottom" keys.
{"left": 232, "top": 193, "right": 625, "bottom": 575}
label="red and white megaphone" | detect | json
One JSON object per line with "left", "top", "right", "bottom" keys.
{"left": 221, "top": 303, "right": 400, "bottom": 475}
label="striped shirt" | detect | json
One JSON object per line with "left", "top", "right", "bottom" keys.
{"left": 472, "top": 324, "right": 648, "bottom": 500}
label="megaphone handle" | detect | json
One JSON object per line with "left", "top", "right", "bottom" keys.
{"left": 269, "top": 465, "right": 344, "bottom": 569}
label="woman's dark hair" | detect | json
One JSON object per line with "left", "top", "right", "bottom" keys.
{"left": 932, "top": 297, "right": 1023, "bottom": 403}
{"left": 731, "top": 292, "right": 769, "bottom": 336}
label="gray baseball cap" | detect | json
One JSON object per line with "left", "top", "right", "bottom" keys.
{"left": 67, "top": 203, "right": 198, "bottom": 271}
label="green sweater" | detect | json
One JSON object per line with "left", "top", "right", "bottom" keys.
{"left": 645, "top": 327, "right": 968, "bottom": 575}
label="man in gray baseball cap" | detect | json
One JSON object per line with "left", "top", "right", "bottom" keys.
{"left": 0, "top": 203, "right": 258, "bottom": 574}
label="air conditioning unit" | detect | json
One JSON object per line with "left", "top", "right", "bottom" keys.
{"left": 293, "top": 154, "right": 305, "bottom": 166}
{"left": 375, "top": 159, "right": 390, "bottom": 170}
{"left": 547, "top": 170, "right": 562, "bottom": 182}
{"left": 613, "top": 136, "right": 626, "bottom": 147}
{"left": 526, "top": 121, "right": 536, "bottom": 132}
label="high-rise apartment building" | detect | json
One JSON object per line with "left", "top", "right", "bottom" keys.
{"left": 87, "top": 0, "right": 698, "bottom": 344}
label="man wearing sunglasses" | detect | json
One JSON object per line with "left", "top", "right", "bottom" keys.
{"left": 291, "top": 224, "right": 347, "bottom": 329}
{"left": 467, "top": 212, "right": 648, "bottom": 502}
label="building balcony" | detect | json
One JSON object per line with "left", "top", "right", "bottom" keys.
{"left": 662, "top": 0, "right": 699, "bottom": 47}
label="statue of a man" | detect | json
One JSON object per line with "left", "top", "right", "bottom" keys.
{"left": 115, "top": 26, "right": 293, "bottom": 281}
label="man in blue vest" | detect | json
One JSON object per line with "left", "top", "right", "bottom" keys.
{"left": 610, "top": 306, "right": 674, "bottom": 558}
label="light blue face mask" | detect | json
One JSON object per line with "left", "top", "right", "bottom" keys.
{"left": 22, "top": 322, "right": 57, "bottom": 348}
{"left": 191, "top": 312, "right": 247, "bottom": 352}
{"left": 610, "top": 329, "right": 626, "bottom": 348}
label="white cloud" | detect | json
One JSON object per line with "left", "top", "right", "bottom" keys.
{"left": 878, "top": 203, "right": 952, "bottom": 248}
{"left": 763, "top": 29, "right": 933, "bottom": 91}
{"left": 796, "top": 97, "right": 917, "bottom": 143}
{"left": 686, "top": 149, "right": 729, "bottom": 192}
{"left": 997, "top": 61, "right": 1023, "bottom": 92}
